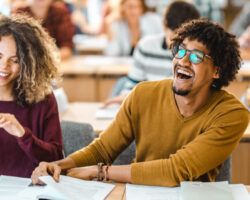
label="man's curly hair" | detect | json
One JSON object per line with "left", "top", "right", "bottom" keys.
{"left": 171, "top": 19, "right": 241, "bottom": 90}
{"left": 0, "top": 14, "right": 60, "bottom": 105}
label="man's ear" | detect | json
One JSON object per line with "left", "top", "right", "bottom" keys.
{"left": 213, "top": 66, "right": 220, "bottom": 79}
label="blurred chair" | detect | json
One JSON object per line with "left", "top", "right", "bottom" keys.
{"left": 61, "top": 120, "right": 95, "bottom": 157}
{"left": 113, "top": 142, "right": 136, "bottom": 165}
{"left": 215, "top": 157, "right": 232, "bottom": 182}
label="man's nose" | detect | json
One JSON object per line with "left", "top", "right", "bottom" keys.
{"left": 178, "top": 53, "right": 191, "bottom": 66}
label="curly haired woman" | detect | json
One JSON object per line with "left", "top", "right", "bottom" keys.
{"left": 0, "top": 14, "right": 63, "bottom": 178}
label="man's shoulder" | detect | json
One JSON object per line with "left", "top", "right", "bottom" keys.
{"left": 212, "top": 90, "right": 249, "bottom": 113}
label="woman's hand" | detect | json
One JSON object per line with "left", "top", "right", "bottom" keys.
{"left": 0, "top": 113, "right": 25, "bottom": 137}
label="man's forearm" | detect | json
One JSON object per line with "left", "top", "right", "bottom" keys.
{"left": 108, "top": 165, "right": 131, "bottom": 183}
{"left": 53, "top": 157, "right": 77, "bottom": 171}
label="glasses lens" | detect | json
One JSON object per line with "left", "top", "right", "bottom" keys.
{"left": 176, "top": 49, "right": 186, "bottom": 59}
{"left": 189, "top": 51, "right": 204, "bottom": 64}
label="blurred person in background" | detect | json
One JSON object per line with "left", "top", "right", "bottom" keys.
{"left": 156, "top": 0, "right": 226, "bottom": 25}
{"left": 0, "top": 0, "right": 28, "bottom": 16}
{"left": 15, "top": 0, "right": 75, "bottom": 60}
{"left": 229, "top": 2, "right": 250, "bottom": 38}
{"left": 238, "top": 25, "right": 250, "bottom": 60}
{"left": 65, "top": 0, "right": 103, "bottom": 35}
{"left": 229, "top": 2, "right": 250, "bottom": 60}
{"left": 104, "top": 0, "right": 200, "bottom": 106}
{"left": 104, "top": 0, "right": 163, "bottom": 56}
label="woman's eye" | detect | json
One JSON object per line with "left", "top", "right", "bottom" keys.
{"left": 10, "top": 59, "right": 19, "bottom": 64}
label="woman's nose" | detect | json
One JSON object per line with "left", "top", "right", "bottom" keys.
{"left": 0, "top": 59, "right": 9, "bottom": 69}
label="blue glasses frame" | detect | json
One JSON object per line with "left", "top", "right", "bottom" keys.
{"left": 172, "top": 45, "right": 212, "bottom": 64}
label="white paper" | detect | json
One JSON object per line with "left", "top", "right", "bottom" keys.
{"left": 126, "top": 184, "right": 180, "bottom": 200}
{"left": 95, "top": 104, "right": 120, "bottom": 119}
{"left": 126, "top": 183, "right": 250, "bottom": 200}
{"left": 180, "top": 181, "right": 233, "bottom": 200}
{"left": 0, "top": 175, "right": 30, "bottom": 198}
{"left": 39, "top": 175, "right": 115, "bottom": 200}
{"left": 0, "top": 175, "right": 114, "bottom": 200}
{"left": 230, "top": 184, "right": 250, "bottom": 200}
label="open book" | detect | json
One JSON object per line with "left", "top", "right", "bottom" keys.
{"left": 180, "top": 181, "right": 233, "bottom": 200}
{"left": 0, "top": 175, "right": 115, "bottom": 200}
{"left": 126, "top": 182, "right": 250, "bottom": 200}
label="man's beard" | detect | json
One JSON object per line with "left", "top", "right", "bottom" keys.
{"left": 172, "top": 85, "right": 190, "bottom": 96}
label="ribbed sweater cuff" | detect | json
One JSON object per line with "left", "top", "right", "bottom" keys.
{"left": 131, "top": 160, "right": 179, "bottom": 186}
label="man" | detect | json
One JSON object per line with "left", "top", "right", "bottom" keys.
{"left": 32, "top": 19, "right": 249, "bottom": 187}
{"left": 105, "top": 1, "right": 200, "bottom": 105}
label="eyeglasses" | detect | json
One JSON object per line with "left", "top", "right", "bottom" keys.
{"left": 172, "top": 45, "right": 212, "bottom": 64}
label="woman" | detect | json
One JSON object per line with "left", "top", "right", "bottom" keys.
{"left": 0, "top": 14, "right": 63, "bottom": 178}
{"left": 104, "top": 0, "right": 163, "bottom": 56}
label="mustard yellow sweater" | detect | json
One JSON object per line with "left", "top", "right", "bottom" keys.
{"left": 69, "top": 79, "right": 249, "bottom": 186}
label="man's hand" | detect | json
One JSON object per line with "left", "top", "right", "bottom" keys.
{"left": 31, "top": 162, "right": 62, "bottom": 184}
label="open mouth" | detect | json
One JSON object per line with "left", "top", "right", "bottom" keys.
{"left": 176, "top": 69, "right": 193, "bottom": 80}
{"left": 0, "top": 72, "right": 10, "bottom": 78}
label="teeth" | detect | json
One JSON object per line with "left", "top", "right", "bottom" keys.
{"left": 177, "top": 69, "right": 193, "bottom": 77}
{"left": 0, "top": 72, "right": 9, "bottom": 77}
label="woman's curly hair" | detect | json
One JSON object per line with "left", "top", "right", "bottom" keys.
{"left": 171, "top": 19, "right": 241, "bottom": 90}
{"left": 0, "top": 14, "right": 60, "bottom": 105}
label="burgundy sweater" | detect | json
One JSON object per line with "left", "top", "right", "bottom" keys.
{"left": 0, "top": 93, "right": 63, "bottom": 178}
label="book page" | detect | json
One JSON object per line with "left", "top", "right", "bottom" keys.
{"left": 40, "top": 175, "right": 115, "bottom": 200}
{"left": 180, "top": 181, "right": 233, "bottom": 200}
{"left": 126, "top": 184, "right": 180, "bottom": 200}
{"left": 0, "top": 175, "right": 30, "bottom": 198}
{"left": 230, "top": 184, "right": 250, "bottom": 200}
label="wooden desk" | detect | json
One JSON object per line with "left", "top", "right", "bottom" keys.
{"left": 59, "top": 56, "right": 131, "bottom": 102}
{"left": 60, "top": 102, "right": 112, "bottom": 134}
{"left": 106, "top": 183, "right": 125, "bottom": 200}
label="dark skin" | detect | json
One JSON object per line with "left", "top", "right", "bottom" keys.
{"left": 31, "top": 38, "right": 219, "bottom": 185}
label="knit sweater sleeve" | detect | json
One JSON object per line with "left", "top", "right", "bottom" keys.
{"left": 16, "top": 94, "right": 63, "bottom": 164}
{"left": 131, "top": 108, "right": 249, "bottom": 186}
{"left": 69, "top": 90, "right": 136, "bottom": 167}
